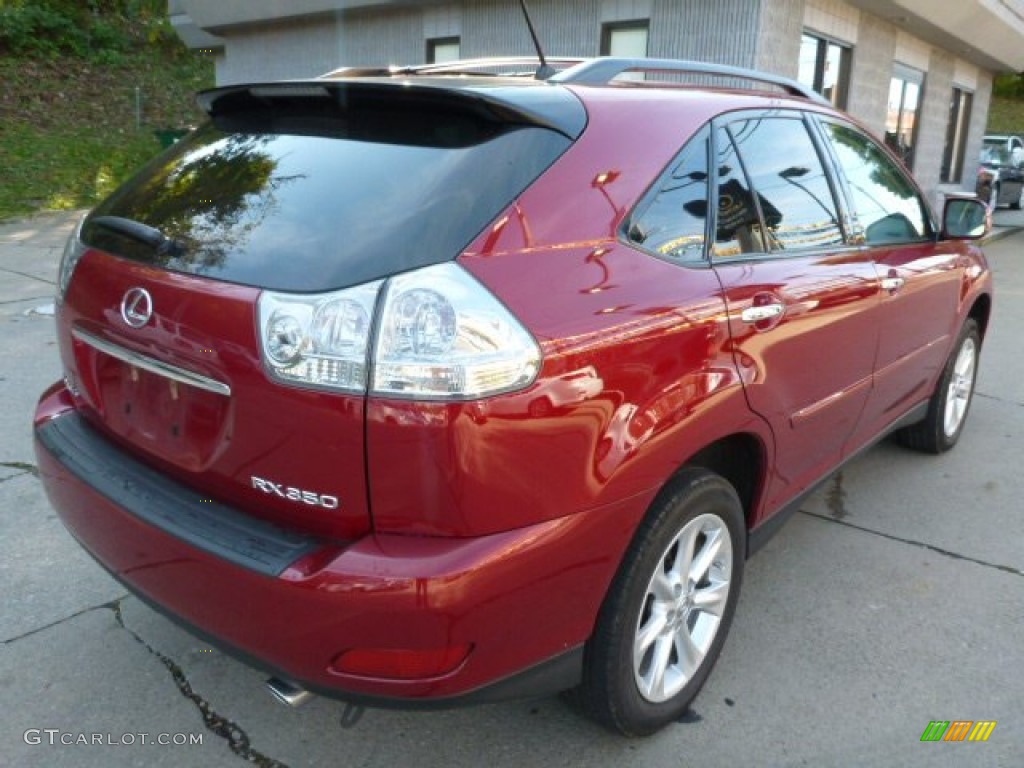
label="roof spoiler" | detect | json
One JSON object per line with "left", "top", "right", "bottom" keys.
{"left": 196, "top": 79, "right": 587, "bottom": 139}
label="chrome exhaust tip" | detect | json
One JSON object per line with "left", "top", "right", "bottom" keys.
{"left": 266, "top": 677, "right": 313, "bottom": 708}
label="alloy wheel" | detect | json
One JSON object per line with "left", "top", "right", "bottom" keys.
{"left": 943, "top": 336, "right": 976, "bottom": 438}
{"left": 633, "top": 512, "right": 733, "bottom": 703}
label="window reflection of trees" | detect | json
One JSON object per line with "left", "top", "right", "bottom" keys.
{"left": 91, "top": 127, "right": 302, "bottom": 273}
{"left": 824, "top": 123, "right": 928, "bottom": 243}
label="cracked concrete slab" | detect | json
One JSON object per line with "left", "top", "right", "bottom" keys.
{"left": 0, "top": 606, "right": 238, "bottom": 768}
{"left": 0, "top": 212, "right": 65, "bottom": 468}
{"left": 800, "top": 235, "right": 1024, "bottom": 576}
{"left": 0, "top": 464, "right": 26, "bottom": 483}
{"left": 0, "top": 473, "right": 124, "bottom": 641}
{"left": 0, "top": 211, "right": 80, "bottom": 289}
{"left": 0, "top": 268, "right": 56, "bottom": 306}
{"left": 63, "top": 513, "right": 1022, "bottom": 768}
{"left": 0, "top": 306, "right": 61, "bottom": 468}
{"left": 0, "top": 210, "right": 83, "bottom": 248}
{"left": 976, "top": 236, "right": 1024, "bottom": 404}
{"left": 800, "top": 395, "right": 1024, "bottom": 575}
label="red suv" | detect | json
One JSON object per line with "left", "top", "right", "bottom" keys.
{"left": 35, "top": 57, "right": 992, "bottom": 735}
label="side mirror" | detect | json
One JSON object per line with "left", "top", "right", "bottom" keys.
{"left": 942, "top": 197, "right": 990, "bottom": 241}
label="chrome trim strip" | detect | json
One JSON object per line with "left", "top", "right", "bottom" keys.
{"left": 71, "top": 328, "right": 231, "bottom": 397}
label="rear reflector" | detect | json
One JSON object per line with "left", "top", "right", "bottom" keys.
{"left": 330, "top": 644, "right": 472, "bottom": 680}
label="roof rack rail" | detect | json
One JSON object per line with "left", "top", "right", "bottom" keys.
{"left": 549, "top": 58, "right": 831, "bottom": 106}
{"left": 322, "top": 57, "right": 584, "bottom": 80}
{"left": 412, "top": 56, "right": 585, "bottom": 75}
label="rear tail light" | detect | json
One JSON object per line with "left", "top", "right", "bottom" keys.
{"left": 258, "top": 262, "right": 540, "bottom": 400}
{"left": 56, "top": 219, "right": 87, "bottom": 302}
{"left": 259, "top": 282, "right": 381, "bottom": 392}
{"left": 373, "top": 263, "right": 540, "bottom": 398}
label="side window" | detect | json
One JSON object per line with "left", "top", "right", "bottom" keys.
{"left": 726, "top": 117, "right": 845, "bottom": 252}
{"left": 714, "top": 127, "right": 766, "bottom": 258}
{"left": 626, "top": 126, "right": 709, "bottom": 264}
{"left": 823, "top": 121, "right": 931, "bottom": 245}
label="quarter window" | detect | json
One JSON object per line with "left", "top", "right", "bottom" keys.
{"left": 725, "top": 118, "right": 844, "bottom": 253}
{"left": 626, "top": 127, "right": 709, "bottom": 264}
{"left": 823, "top": 121, "right": 930, "bottom": 245}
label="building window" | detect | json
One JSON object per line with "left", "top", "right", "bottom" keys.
{"left": 797, "top": 32, "right": 851, "bottom": 109}
{"left": 941, "top": 87, "right": 973, "bottom": 184}
{"left": 886, "top": 64, "right": 925, "bottom": 170}
{"left": 426, "top": 36, "right": 460, "bottom": 64}
{"left": 600, "top": 21, "right": 649, "bottom": 57}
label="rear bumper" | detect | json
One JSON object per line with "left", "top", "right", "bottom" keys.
{"left": 34, "top": 383, "right": 644, "bottom": 705}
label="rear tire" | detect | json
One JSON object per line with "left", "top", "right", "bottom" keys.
{"left": 896, "top": 318, "right": 980, "bottom": 454}
{"left": 1011, "top": 186, "right": 1023, "bottom": 211}
{"left": 573, "top": 468, "right": 745, "bottom": 736}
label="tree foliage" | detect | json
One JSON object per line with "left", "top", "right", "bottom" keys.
{"left": 993, "top": 73, "right": 1024, "bottom": 100}
{"left": 0, "top": 0, "right": 178, "bottom": 62}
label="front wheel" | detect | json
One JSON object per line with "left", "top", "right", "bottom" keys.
{"left": 896, "top": 318, "right": 981, "bottom": 454}
{"left": 1011, "top": 185, "right": 1023, "bottom": 211}
{"left": 573, "top": 468, "right": 745, "bottom": 736}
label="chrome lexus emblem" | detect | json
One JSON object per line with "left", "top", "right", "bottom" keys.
{"left": 120, "top": 287, "right": 153, "bottom": 328}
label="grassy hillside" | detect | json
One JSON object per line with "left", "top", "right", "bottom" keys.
{"left": 988, "top": 96, "right": 1024, "bottom": 136}
{"left": 0, "top": 1, "right": 213, "bottom": 220}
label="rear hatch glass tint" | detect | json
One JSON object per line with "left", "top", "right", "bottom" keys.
{"left": 82, "top": 85, "right": 574, "bottom": 292}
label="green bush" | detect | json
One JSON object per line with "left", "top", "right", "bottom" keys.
{"left": 993, "top": 73, "right": 1024, "bottom": 100}
{"left": 0, "top": 5, "right": 88, "bottom": 58}
{"left": 0, "top": 3, "right": 141, "bottom": 62}
{"left": 0, "top": 0, "right": 213, "bottom": 220}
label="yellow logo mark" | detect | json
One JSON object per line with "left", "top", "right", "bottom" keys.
{"left": 968, "top": 721, "right": 997, "bottom": 742}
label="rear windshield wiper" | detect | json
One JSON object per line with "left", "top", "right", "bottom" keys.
{"left": 90, "top": 216, "right": 186, "bottom": 257}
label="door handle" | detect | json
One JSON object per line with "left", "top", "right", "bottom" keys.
{"left": 880, "top": 276, "right": 905, "bottom": 293}
{"left": 740, "top": 303, "right": 785, "bottom": 323}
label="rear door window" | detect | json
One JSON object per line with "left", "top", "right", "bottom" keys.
{"left": 723, "top": 116, "right": 845, "bottom": 253}
{"left": 713, "top": 126, "right": 767, "bottom": 258}
{"left": 820, "top": 121, "right": 932, "bottom": 245}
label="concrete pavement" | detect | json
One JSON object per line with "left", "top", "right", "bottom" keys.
{"left": 1, "top": 210, "right": 1022, "bottom": 767}
{"left": 988, "top": 204, "right": 1024, "bottom": 241}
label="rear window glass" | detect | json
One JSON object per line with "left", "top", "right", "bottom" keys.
{"left": 83, "top": 109, "right": 571, "bottom": 292}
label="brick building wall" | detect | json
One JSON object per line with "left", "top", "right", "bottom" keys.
{"left": 914, "top": 49, "right": 955, "bottom": 199}
{"left": 181, "top": 0, "right": 1009, "bottom": 201}
{"left": 845, "top": 11, "right": 897, "bottom": 136}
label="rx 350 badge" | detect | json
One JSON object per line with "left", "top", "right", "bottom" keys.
{"left": 251, "top": 476, "right": 339, "bottom": 510}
